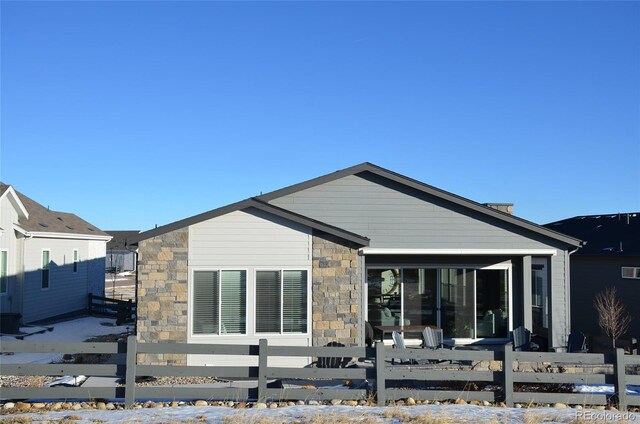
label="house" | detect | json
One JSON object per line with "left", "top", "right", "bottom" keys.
{"left": 544, "top": 213, "right": 640, "bottom": 340}
{"left": 127, "top": 163, "right": 581, "bottom": 366}
{"left": 105, "top": 230, "right": 140, "bottom": 273}
{"left": 0, "top": 183, "right": 111, "bottom": 325}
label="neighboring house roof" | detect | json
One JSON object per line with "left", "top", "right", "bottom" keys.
{"left": 544, "top": 213, "right": 640, "bottom": 257}
{"left": 106, "top": 230, "right": 141, "bottom": 250}
{"left": 257, "top": 162, "right": 582, "bottom": 248}
{"left": 129, "top": 163, "right": 582, "bottom": 248}
{"left": 0, "top": 182, "right": 111, "bottom": 240}
{"left": 128, "top": 198, "right": 371, "bottom": 247}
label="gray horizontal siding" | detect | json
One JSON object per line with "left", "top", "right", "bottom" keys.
{"left": 189, "top": 209, "right": 311, "bottom": 268}
{"left": 270, "top": 174, "right": 563, "bottom": 250}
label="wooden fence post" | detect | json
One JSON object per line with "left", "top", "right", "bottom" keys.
{"left": 125, "top": 335, "right": 137, "bottom": 408}
{"left": 614, "top": 348, "right": 627, "bottom": 412}
{"left": 503, "top": 342, "right": 514, "bottom": 407}
{"left": 258, "top": 339, "right": 268, "bottom": 403}
{"left": 375, "top": 341, "right": 386, "bottom": 407}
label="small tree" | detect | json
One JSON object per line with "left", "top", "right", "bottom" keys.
{"left": 593, "top": 286, "right": 632, "bottom": 348}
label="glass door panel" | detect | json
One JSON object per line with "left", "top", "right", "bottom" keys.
{"left": 440, "top": 268, "right": 475, "bottom": 338}
{"left": 403, "top": 268, "right": 438, "bottom": 328}
{"left": 475, "top": 269, "right": 509, "bottom": 338}
{"left": 367, "top": 269, "right": 402, "bottom": 335}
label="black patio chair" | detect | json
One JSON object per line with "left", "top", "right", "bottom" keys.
{"left": 511, "top": 326, "right": 532, "bottom": 352}
{"left": 567, "top": 331, "right": 588, "bottom": 353}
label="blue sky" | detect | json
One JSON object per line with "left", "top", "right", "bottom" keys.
{"left": 1, "top": 1, "right": 638, "bottom": 231}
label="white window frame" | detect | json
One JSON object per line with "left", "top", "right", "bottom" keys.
{"left": 190, "top": 268, "right": 248, "bottom": 337}
{"left": 41, "top": 249, "right": 51, "bottom": 290}
{"left": 254, "top": 268, "right": 311, "bottom": 336}
{"left": 0, "top": 249, "right": 8, "bottom": 295}
{"left": 73, "top": 249, "right": 79, "bottom": 273}
{"left": 622, "top": 267, "right": 640, "bottom": 280}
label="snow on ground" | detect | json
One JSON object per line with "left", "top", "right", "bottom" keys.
{"left": 576, "top": 384, "right": 640, "bottom": 395}
{"left": 8, "top": 404, "right": 640, "bottom": 424}
{"left": 0, "top": 316, "right": 131, "bottom": 365}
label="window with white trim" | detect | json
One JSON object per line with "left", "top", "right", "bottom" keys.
{"left": 193, "top": 270, "right": 246, "bottom": 335}
{"left": 0, "top": 250, "right": 7, "bottom": 294}
{"left": 73, "top": 250, "right": 78, "bottom": 273}
{"left": 622, "top": 267, "right": 640, "bottom": 279}
{"left": 42, "top": 250, "right": 50, "bottom": 289}
{"left": 256, "top": 270, "right": 308, "bottom": 334}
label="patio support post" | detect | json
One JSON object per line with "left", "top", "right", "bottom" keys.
{"left": 522, "top": 256, "right": 532, "bottom": 331}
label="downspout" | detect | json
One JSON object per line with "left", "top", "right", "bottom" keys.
{"left": 563, "top": 243, "right": 583, "bottom": 349}
{"left": 20, "top": 232, "right": 33, "bottom": 322}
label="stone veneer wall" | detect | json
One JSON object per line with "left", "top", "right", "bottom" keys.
{"left": 312, "top": 232, "right": 361, "bottom": 347}
{"left": 136, "top": 228, "right": 188, "bottom": 365}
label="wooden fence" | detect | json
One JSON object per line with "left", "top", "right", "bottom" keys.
{"left": 87, "top": 293, "right": 136, "bottom": 325}
{"left": 1, "top": 337, "right": 639, "bottom": 410}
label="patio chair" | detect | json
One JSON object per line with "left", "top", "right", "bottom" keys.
{"left": 567, "top": 331, "right": 588, "bottom": 353}
{"left": 511, "top": 326, "right": 532, "bottom": 352}
{"left": 391, "top": 330, "right": 416, "bottom": 365}
{"left": 421, "top": 326, "right": 452, "bottom": 363}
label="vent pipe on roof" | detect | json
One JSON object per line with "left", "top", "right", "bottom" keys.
{"left": 484, "top": 203, "right": 514, "bottom": 215}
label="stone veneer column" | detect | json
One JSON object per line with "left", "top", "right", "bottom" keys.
{"left": 136, "top": 228, "right": 188, "bottom": 365}
{"left": 312, "top": 232, "right": 361, "bottom": 347}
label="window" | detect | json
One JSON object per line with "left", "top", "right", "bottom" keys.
{"left": 256, "top": 270, "right": 308, "bottom": 334}
{"left": 193, "top": 270, "right": 246, "bottom": 335}
{"left": 73, "top": 250, "right": 78, "bottom": 273}
{"left": 42, "top": 250, "right": 50, "bottom": 289}
{"left": 0, "top": 250, "right": 7, "bottom": 294}
{"left": 622, "top": 267, "right": 640, "bottom": 279}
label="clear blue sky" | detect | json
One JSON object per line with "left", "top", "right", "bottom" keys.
{"left": 1, "top": 1, "right": 638, "bottom": 231}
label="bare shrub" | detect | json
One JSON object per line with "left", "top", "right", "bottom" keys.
{"left": 594, "top": 286, "right": 632, "bottom": 348}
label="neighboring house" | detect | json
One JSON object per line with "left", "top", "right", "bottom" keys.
{"left": 0, "top": 183, "right": 111, "bottom": 324}
{"left": 127, "top": 163, "right": 581, "bottom": 366}
{"left": 106, "top": 230, "right": 140, "bottom": 273}
{"left": 544, "top": 213, "right": 640, "bottom": 340}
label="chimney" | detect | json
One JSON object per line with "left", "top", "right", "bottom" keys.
{"left": 484, "top": 203, "right": 514, "bottom": 215}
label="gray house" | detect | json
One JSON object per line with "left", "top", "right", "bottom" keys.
{"left": 128, "top": 163, "right": 581, "bottom": 366}
{"left": 0, "top": 183, "right": 111, "bottom": 324}
{"left": 545, "top": 213, "right": 640, "bottom": 341}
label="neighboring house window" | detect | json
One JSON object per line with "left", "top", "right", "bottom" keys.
{"left": 193, "top": 270, "right": 246, "bottom": 335}
{"left": 0, "top": 250, "right": 7, "bottom": 294}
{"left": 73, "top": 250, "right": 79, "bottom": 273}
{"left": 622, "top": 267, "right": 640, "bottom": 279}
{"left": 42, "top": 250, "right": 50, "bottom": 289}
{"left": 256, "top": 270, "right": 308, "bottom": 334}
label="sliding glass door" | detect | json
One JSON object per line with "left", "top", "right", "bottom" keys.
{"left": 366, "top": 266, "right": 510, "bottom": 340}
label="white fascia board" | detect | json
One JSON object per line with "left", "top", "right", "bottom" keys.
{"left": 1, "top": 186, "right": 29, "bottom": 219}
{"left": 13, "top": 224, "right": 29, "bottom": 236}
{"left": 27, "top": 231, "right": 112, "bottom": 242}
{"left": 359, "top": 248, "right": 558, "bottom": 256}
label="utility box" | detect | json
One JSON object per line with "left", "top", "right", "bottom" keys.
{"left": 0, "top": 313, "right": 22, "bottom": 334}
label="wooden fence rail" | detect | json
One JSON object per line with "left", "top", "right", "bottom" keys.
{"left": 0, "top": 337, "right": 638, "bottom": 410}
{"left": 87, "top": 293, "right": 136, "bottom": 325}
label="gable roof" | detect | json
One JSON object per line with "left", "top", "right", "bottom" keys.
{"left": 1, "top": 182, "right": 110, "bottom": 239}
{"left": 257, "top": 162, "right": 582, "bottom": 248}
{"left": 544, "top": 213, "right": 640, "bottom": 256}
{"left": 127, "top": 198, "right": 370, "bottom": 247}
{"left": 0, "top": 183, "right": 29, "bottom": 219}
